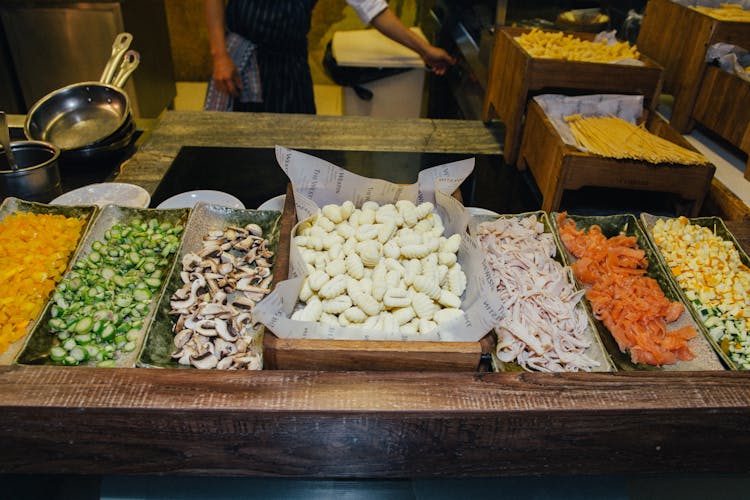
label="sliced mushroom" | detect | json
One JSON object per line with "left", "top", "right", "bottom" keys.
{"left": 237, "top": 281, "right": 272, "bottom": 295}
{"left": 171, "top": 288, "right": 189, "bottom": 302}
{"left": 259, "top": 275, "right": 273, "bottom": 289}
{"left": 173, "top": 329, "right": 194, "bottom": 349}
{"left": 170, "top": 279, "right": 202, "bottom": 312}
{"left": 194, "top": 320, "right": 217, "bottom": 337}
{"left": 235, "top": 337, "right": 249, "bottom": 354}
{"left": 232, "top": 296, "right": 256, "bottom": 310}
{"left": 205, "top": 230, "right": 225, "bottom": 241}
{"left": 206, "top": 278, "right": 221, "bottom": 297}
{"left": 199, "top": 259, "right": 219, "bottom": 273}
{"left": 191, "top": 351, "right": 218, "bottom": 369}
{"left": 198, "top": 303, "right": 236, "bottom": 318}
{"left": 234, "top": 237, "right": 258, "bottom": 252}
{"left": 198, "top": 242, "right": 222, "bottom": 258}
{"left": 213, "top": 290, "right": 228, "bottom": 305}
{"left": 214, "top": 337, "right": 238, "bottom": 358}
{"left": 217, "top": 262, "right": 234, "bottom": 275}
{"left": 182, "top": 253, "right": 202, "bottom": 271}
{"left": 245, "top": 223, "right": 263, "bottom": 236}
{"left": 214, "top": 318, "right": 238, "bottom": 342}
{"left": 236, "top": 278, "right": 272, "bottom": 293}
{"left": 216, "top": 356, "right": 234, "bottom": 370}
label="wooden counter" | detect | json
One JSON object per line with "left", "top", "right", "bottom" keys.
{"left": 2, "top": 112, "right": 750, "bottom": 477}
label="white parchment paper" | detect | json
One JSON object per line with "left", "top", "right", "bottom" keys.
{"left": 252, "top": 146, "right": 506, "bottom": 342}
{"left": 533, "top": 94, "right": 645, "bottom": 150}
{"left": 707, "top": 42, "right": 750, "bottom": 83}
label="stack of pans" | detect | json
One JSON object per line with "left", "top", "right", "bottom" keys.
{"left": 23, "top": 33, "right": 141, "bottom": 165}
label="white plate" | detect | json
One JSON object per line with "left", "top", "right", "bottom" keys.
{"left": 156, "top": 190, "right": 244, "bottom": 210}
{"left": 466, "top": 206, "right": 500, "bottom": 217}
{"left": 257, "top": 194, "right": 285, "bottom": 211}
{"left": 50, "top": 183, "right": 151, "bottom": 208}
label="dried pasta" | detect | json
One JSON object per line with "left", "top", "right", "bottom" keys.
{"left": 565, "top": 114, "right": 708, "bottom": 165}
{"left": 515, "top": 28, "right": 639, "bottom": 63}
{"left": 692, "top": 4, "right": 750, "bottom": 22}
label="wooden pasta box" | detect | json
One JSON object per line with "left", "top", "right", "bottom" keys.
{"left": 262, "top": 185, "right": 491, "bottom": 372}
{"left": 692, "top": 64, "right": 750, "bottom": 178}
{"left": 517, "top": 99, "right": 715, "bottom": 216}
{"left": 482, "top": 26, "right": 664, "bottom": 166}
{"left": 638, "top": 0, "right": 750, "bottom": 133}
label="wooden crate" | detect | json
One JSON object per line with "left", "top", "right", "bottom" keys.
{"left": 518, "top": 99, "right": 715, "bottom": 216}
{"left": 482, "top": 26, "right": 664, "bottom": 166}
{"left": 638, "top": 0, "right": 750, "bottom": 133}
{"left": 262, "top": 185, "right": 488, "bottom": 371}
{"left": 693, "top": 64, "right": 750, "bottom": 178}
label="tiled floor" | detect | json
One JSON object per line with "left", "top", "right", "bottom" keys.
{"left": 174, "top": 81, "right": 343, "bottom": 116}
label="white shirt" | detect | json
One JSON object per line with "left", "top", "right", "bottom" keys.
{"left": 347, "top": 0, "right": 388, "bottom": 25}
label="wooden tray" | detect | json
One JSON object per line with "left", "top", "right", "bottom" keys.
{"left": 693, "top": 64, "right": 750, "bottom": 178}
{"left": 262, "top": 185, "right": 488, "bottom": 371}
{"left": 517, "top": 99, "right": 715, "bottom": 216}
{"left": 638, "top": 0, "right": 750, "bottom": 133}
{"left": 482, "top": 26, "right": 664, "bottom": 166}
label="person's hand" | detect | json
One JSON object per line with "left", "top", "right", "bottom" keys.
{"left": 421, "top": 46, "right": 456, "bottom": 75}
{"left": 212, "top": 53, "right": 242, "bottom": 96}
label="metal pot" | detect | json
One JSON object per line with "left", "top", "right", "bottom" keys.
{"left": 0, "top": 141, "right": 62, "bottom": 203}
{"left": 24, "top": 49, "right": 140, "bottom": 152}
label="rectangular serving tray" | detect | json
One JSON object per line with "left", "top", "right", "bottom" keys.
{"left": 0, "top": 197, "right": 98, "bottom": 365}
{"left": 640, "top": 213, "right": 746, "bottom": 370}
{"left": 471, "top": 210, "right": 615, "bottom": 373}
{"left": 138, "top": 202, "right": 282, "bottom": 369}
{"left": 262, "top": 185, "right": 487, "bottom": 371}
{"left": 550, "top": 212, "right": 725, "bottom": 371}
{"left": 15, "top": 204, "right": 189, "bottom": 368}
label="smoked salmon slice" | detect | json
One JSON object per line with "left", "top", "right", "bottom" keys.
{"left": 557, "top": 213, "right": 696, "bottom": 366}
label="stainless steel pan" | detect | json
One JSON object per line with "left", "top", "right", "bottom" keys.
{"left": 24, "top": 47, "right": 140, "bottom": 151}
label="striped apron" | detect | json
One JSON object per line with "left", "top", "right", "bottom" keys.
{"left": 225, "top": 0, "right": 318, "bottom": 114}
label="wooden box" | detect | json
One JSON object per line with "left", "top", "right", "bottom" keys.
{"left": 482, "top": 26, "right": 664, "bottom": 166}
{"left": 692, "top": 64, "right": 750, "bottom": 178}
{"left": 638, "top": 0, "right": 750, "bottom": 133}
{"left": 518, "top": 99, "right": 716, "bottom": 216}
{"left": 262, "top": 185, "right": 489, "bottom": 372}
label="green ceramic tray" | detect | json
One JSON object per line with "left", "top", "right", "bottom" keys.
{"left": 0, "top": 197, "right": 98, "bottom": 365}
{"left": 640, "top": 213, "right": 743, "bottom": 370}
{"left": 16, "top": 204, "right": 190, "bottom": 367}
{"left": 550, "top": 212, "right": 725, "bottom": 371}
{"left": 472, "top": 210, "right": 615, "bottom": 373}
{"left": 138, "top": 203, "right": 281, "bottom": 369}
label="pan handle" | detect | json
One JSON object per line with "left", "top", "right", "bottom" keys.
{"left": 100, "top": 32, "right": 133, "bottom": 85}
{"left": 111, "top": 50, "right": 141, "bottom": 89}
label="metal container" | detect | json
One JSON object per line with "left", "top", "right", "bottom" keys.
{"left": 24, "top": 82, "right": 131, "bottom": 151}
{"left": 0, "top": 141, "right": 62, "bottom": 203}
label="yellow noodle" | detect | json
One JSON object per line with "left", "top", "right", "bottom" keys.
{"left": 515, "top": 28, "right": 640, "bottom": 63}
{"left": 565, "top": 115, "right": 708, "bottom": 165}
{"left": 692, "top": 5, "right": 750, "bottom": 21}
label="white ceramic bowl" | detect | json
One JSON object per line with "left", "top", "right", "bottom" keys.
{"left": 50, "top": 182, "right": 150, "bottom": 208}
{"left": 257, "top": 194, "right": 286, "bottom": 211}
{"left": 156, "top": 190, "right": 244, "bottom": 210}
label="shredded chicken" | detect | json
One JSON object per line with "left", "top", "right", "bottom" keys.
{"left": 478, "top": 215, "right": 600, "bottom": 372}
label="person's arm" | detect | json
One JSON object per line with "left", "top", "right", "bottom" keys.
{"left": 346, "top": 1, "right": 455, "bottom": 75}
{"left": 205, "top": 0, "right": 242, "bottom": 96}
{"left": 369, "top": 8, "right": 455, "bottom": 75}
